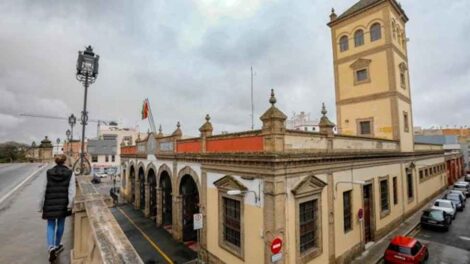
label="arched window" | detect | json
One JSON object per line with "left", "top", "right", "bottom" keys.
{"left": 354, "top": 30, "right": 364, "bottom": 47}
{"left": 339, "top": 35, "right": 349, "bottom": 52}
{"left": 370, "top": 23, "right": 382, "bottom": 42}
{"left": 391, "top": 21, "right": 396, "bottom": 39}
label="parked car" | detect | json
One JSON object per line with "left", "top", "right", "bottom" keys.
{"left": 420, "top": 208, "right": 452, "bottom": 231}
{"left": 384, "top": 236, "right": 429, "bottom": 264}
{"left": 456, "top": 181, "right": 470, "bottom": 190}
{"left": 465, "top": 174, "right": 470, "bottom": 182}
{"left": 444, "top": 193, "right": 465, "bottom": 211}
{"left": 453, "top": 184, "right": 470, "bottom": 197}
{"left": 449, "top": 190, "right": 467, "bottom": 202}
{"left": 431, "top": 199, "right": 456, "bottom": 219}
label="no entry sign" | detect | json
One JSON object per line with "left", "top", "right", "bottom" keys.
{"left": 271, "top": 237, "right": 283, "bottom": 254}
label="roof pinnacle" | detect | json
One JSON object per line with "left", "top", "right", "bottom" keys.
{"left": 269, "top": 89, "right": 277, "bottom": 106}
{"left": 321, "top": 102, "right": 327, "bottom": 116}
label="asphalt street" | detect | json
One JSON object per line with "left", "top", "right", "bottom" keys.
{"left": 0, "top": 163, "right": 72, "bottom": 264}
{"left": 0, "top": 163, "right": 43, "bottom": 201}
{"left": 415, "top": 195, "right": 470, "bottom": 264}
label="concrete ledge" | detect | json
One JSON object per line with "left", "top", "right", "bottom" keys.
{"left": 72, "top": 176, "right": 143, "bottom": 264}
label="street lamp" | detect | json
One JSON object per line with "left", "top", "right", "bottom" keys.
{"left": 76, "top": 45, "right": 99, "bottom": 175}
{"left": 68, "top": 114, "right": 77, "bottom": 141}
{"left": 227, "top": 189, "right": 260, "bottom": 204}
{"left": 56, "top": 138, "right": 61, "bottom": 154}
{"left": 66, "top": 129, "right": 71, "bottom": 155}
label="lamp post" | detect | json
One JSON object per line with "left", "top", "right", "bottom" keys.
{"left": 76, "top": 45, "right": 99, "bottom": 175}
{"left": 68, "top": 114, "right": 77, "bottom": 141}
{"left": 66, "top": 129, "right": 71, "bottom": 155}
{"left": 56, "top": 138, "right": 61, "bottom": 154}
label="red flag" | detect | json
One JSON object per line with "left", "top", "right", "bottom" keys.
{"left": 141, "top": 99, "right": 149, "bottom": 120}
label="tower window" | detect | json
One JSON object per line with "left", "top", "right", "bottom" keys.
{"left": 356, "top": 69, "right": 368, "bottom": 82}
{"left": 370, "top": 23, "right": 382, "bottom": 42}
{"left": 354, "top": 30, "right": 364, "bottom": 47}
{"left": 403, "top": 112, "right": 409, "bottom": 132}
{"left": 400, "top": 72, "right": 406, "bottom": 88}
{"left": 339, "top": 36, "right": 349, "bottom": 52}
{"left": 358, "top": 120, "right": 372, "bottom": 136}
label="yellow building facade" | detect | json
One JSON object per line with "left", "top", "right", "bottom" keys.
{"left": 329, "top": 0, "right": 413, "bottom": 152}
{"left": 119, "top": 1, "right": 449, "bottom": 264}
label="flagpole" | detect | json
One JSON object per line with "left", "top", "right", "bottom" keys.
{"left": 146, "top": 98, "right": 157, "bottom": 133}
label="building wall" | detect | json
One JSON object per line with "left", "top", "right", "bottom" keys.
{"left": 205, "top": 172, "right": 265, "bottom": 264}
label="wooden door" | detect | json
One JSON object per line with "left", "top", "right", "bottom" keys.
{"left": 363, "top": 184, "right": 373, "bottom": 242}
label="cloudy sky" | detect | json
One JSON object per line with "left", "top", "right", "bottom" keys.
{"left": 0, "top": 0, "right": 469, "bottom": 144}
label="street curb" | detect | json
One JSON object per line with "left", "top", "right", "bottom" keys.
{"left": 0, "top": 163, "right": 48, "bottom": 205}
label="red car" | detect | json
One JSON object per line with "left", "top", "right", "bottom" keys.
{"left": 384, "top": 236, "right": 429, "bottom": 264}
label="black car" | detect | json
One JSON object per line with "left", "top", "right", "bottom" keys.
{"left": 444, "top": 193, "right": 465, "bottom": 211}
{"left": 420, "top": 209, "right": 452, "bottom": 231}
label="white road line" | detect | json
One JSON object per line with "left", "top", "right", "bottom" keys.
{"left": 0, "top": 163, "right": 47, "bottom": 205}
{"left": 459, "top": 236, "right": 470, "bottom": 241}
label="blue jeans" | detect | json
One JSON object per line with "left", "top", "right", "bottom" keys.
{"left": 47, "top": 218, "right": 65, "bottom": 249}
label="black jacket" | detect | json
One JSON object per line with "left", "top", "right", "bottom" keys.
{"left": 42, "top": 165, "right": 73, "bottom": 219}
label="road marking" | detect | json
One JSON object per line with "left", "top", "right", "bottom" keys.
{"left": 116, "top": 207, "right": 174, "bottom": 264}
{"left": 459, "top": 236, "right": 470, "bottom": 241}
{"left": 0, "top": 163, "right": 47, "bottom": 205}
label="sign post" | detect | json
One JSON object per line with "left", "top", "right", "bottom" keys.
{"left": 271, "top": 237, "right": 283, "bottom": 263}
{"left": 194, "top": 213, "right": 203, "bottom": 263}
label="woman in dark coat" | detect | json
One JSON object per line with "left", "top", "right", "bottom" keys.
{"left": 38, "top": 154, "right": 76, "bottom": 262}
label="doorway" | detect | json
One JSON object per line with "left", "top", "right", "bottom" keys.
{"left": 139, "top": 167, "right": 145, "bottom": 210}
{"left": 180, "top": 175, "right": 199, "bottom": 242}
{"left": 363, "top": 183, "right": 373, "bottom": 243}
{"left": 148, "top": 169, "right": 157, "bottom": 218}
{"left": 160, "top": 172, "right": 173, "bottom": 227}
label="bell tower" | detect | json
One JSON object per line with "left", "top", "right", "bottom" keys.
{"left": 328, "top": 0, "right": 414, "bottom": 151}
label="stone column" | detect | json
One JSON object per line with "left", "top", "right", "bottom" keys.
{"left": 199, "top": 114, "right": 213, "bottom": 153}
{"left": 144, "top": 183, "right": 150, "bottom": 217}
{"left": 134, "top": 180, "right": 140, "bottom": 210}
{"left": 260, "top": 90, "right": 287, "bottom": 153}
{"left": 173, "top": 195, "right": 183, "bottom": 241}
{"left": 327, "top": 173, "right": 336, "bottom": 263}
{"left": 263, "top": 177, "right": 287, "bottom": 264}
{"left": 156, "top": 187, "right": 163, "bottom": 227}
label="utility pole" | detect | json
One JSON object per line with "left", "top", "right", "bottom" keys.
{"left": 251, "top": 66, "right": 254, "bottom": 130}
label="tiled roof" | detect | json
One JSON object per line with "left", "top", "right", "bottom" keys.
{"left": 336, "top": 0, "right": 383, "bottom": 20}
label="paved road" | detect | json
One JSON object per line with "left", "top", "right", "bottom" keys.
{"left": 0, "top": 163, "right": 72, "bottom": 264}
{"left": 415, "top": 196, "right": 470, "bottom": 264}
{"left": 112, "top": 204, "right": 197, "bottom": 264}
{"left": 0, "top": 163, "right": 43, "bottom": 201}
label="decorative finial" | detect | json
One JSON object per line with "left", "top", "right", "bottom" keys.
{"left": 205, "top": 114, "right": 210, "bottom": 122}
{"left": 321, "top": 102, "right": 327, "bottom": 116}
{"left": 158, "top": 124, "right": 162, "bottom": 133}
{"left": 177, "top": 121, "right": 180, "bottom": 128}
{"left": 269, "top": 89, "right": 277, "bottom": 106}
{"left": 330, "top": 8, "right": 337, "bottom": 21}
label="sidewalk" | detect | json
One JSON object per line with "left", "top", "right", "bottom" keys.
{"left": 352, "top": 188, "right": 448, "bottom": 264}
{"left": 112, "top": 204, "right": 197, "bottom": 264}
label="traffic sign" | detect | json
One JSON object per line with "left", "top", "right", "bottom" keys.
{"left": 358, "top": 208, "right": 364, "bottom": 221}
{"left": 193, "top": 213, "right": 203, "bottom": 230}
{"left": 271, "top": 237, "right": 283, "bottom": 254}
{"left": 271, "top": 253, "right": 282, "bottom": 263}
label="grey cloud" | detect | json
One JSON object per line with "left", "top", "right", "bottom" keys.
{"left": 1, "top": 0, "right": 470, "bottom": 144}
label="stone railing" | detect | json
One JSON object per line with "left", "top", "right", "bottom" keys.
{"left": 284, "top": 130, "right": 400, "bottom": 152}
{"left": 71, "top": 176, "right": 143, "bottom": 264}
{"left": 414, "top": 143, "right": 444, "bottom": 151}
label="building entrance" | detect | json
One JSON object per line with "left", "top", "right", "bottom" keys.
{"left": 180, "top": 175, "right": 199, "bottom": 242}
{"left": 160, "top": 172, "right": 172, "bottom": 227}
{"left": 148, "top": 170, "right": 156, "bottom": 217}
{"left": 363, "top": 183, "right": 373, "bottom": 243}
{"left": 139, "top": 168, "right": 145, "bottom": 210}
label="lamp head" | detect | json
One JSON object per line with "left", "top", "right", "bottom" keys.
{"left": 227, "top": 190, "right": 242, "bottom": 196}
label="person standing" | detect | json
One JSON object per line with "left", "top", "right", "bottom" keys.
{"left": 38, "top": 154, "right": 76, "bottom": 262}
